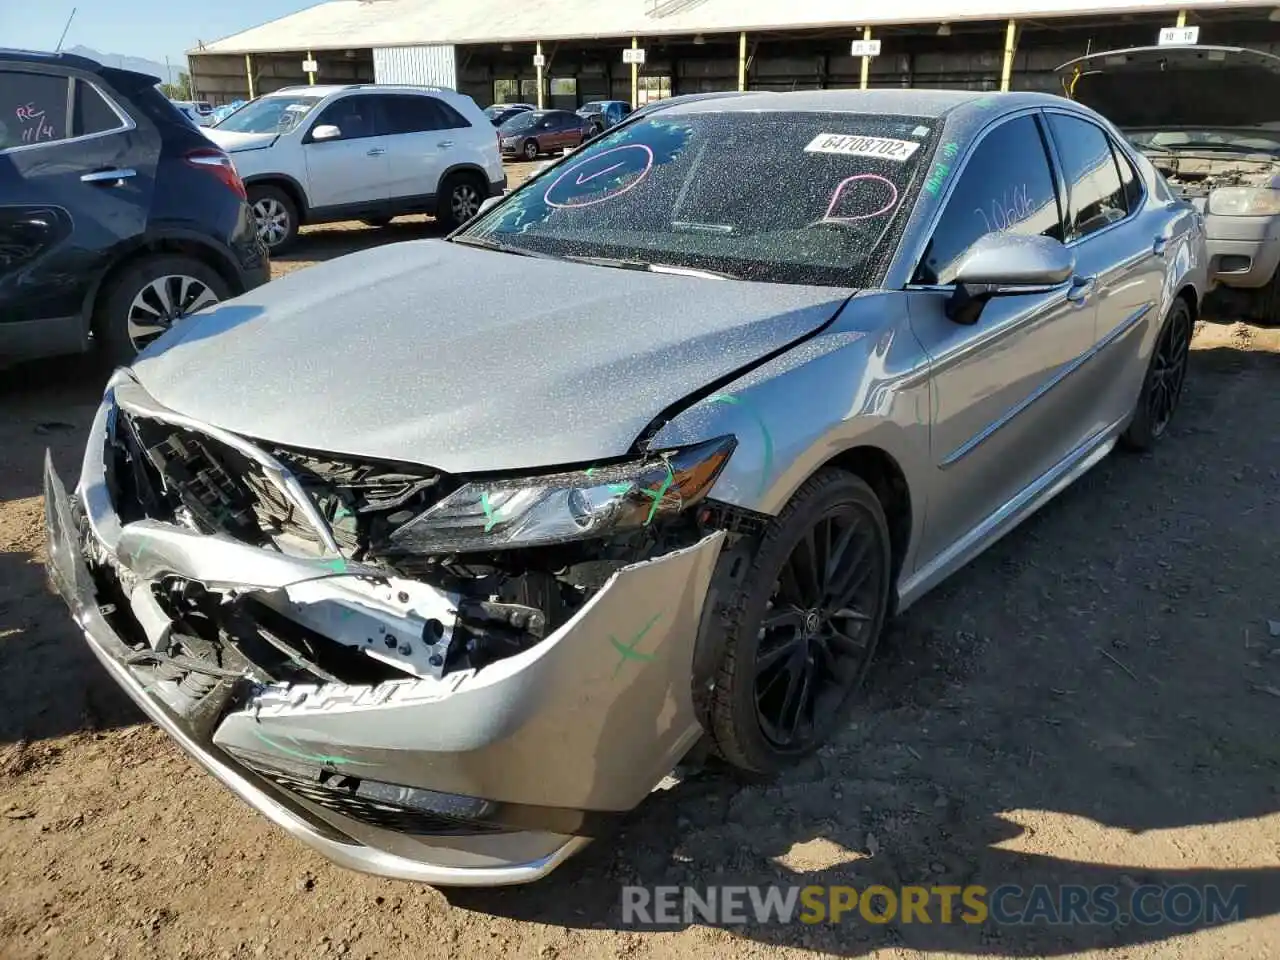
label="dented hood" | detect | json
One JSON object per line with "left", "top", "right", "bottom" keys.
{"left": 129, "top": 240, "right": 852, "bottom": 473}
{"left": 1059, "top": 45, "right": 1280, "bottom": 129}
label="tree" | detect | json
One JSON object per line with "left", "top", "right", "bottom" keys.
{"left": 159, "top": 72, "right": 193, "bottom": 101}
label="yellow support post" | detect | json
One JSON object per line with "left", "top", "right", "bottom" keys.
{"left": 1176, "top": 9, "right": 1187, "bottom": 26}
{"left": 860, "top": 26, "right": 872, "bottom": 90}
{"left": 738, "top": 31, "right": 747, "bottom": 91}
{"left": 536, "top": 41, "right": 544, "bottom": 108}
{"left": 999, "top": 19, "right": 1018, "bottom": 92}
{"left": 245, "top": 53, "right": 255, "bottom": 99}
{"left": 306, "top": 49, "right": 315, "bottom": 86}
{"left": 631, "top": 36, "right": 639, "bottom": 106}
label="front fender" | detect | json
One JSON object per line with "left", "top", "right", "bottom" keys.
{"left": 646, "top": 292, "right": 931, "bottom": 562}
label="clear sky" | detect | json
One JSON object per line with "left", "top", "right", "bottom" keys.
{"left": 1, "top": 0, "right": 317, "bottom": 65}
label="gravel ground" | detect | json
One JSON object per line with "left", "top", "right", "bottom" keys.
{"left": 1, "top": 163, "right": 1277, "bottom": 958}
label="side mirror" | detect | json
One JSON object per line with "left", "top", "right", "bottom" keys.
{"left": 946, "top": 233, "right": 1075, "bottom": 325}
{"left": 477, "top": 195, "right": 502, "bottom": 216}
{"left": 310, "top": 124, "right": 342, "bottom": 142}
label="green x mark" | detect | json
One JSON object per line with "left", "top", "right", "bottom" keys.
{"left": 609, "top": 612, "right": 663, "bottom": 678}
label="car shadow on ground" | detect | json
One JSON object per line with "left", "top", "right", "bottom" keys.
{"left": 448, "top": 344, "right": 1280, "bottom": 955}
{"left": 274, "top": 218, "right": 453, "bottom": 269}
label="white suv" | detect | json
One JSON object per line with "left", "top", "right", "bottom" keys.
{"left": 204, "top": 84, "right": 505, "bottom": 252}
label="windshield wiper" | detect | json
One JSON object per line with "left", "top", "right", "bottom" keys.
{"left": 560, "top": 254, "right": 735, "bottom": 280}
{"left": 450, "top": 236, "right": 557, "bottom": 259}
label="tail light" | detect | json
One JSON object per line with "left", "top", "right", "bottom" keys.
{"left": 184, "top": 147, "right": 247, "bottom": 201}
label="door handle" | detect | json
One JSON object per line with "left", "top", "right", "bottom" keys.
{"left": 1065, "top": 274, "right": 1096, "bottom": 305}
{"left": 366, "top": 147, "right": 386, "bottom": 157}
{"left": 437, "top": 140, "right": 454, "bottom": 148}
{"left": 1152, "top": 235, "right": 1169, "bottom": 257}
{"left": 80, "top": 168, "right": 136, "bottom": 184}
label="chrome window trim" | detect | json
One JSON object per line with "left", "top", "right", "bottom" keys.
{"left": 0, "top": 69, "right": 135, "bottom": 156}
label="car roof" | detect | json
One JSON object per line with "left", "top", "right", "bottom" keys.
{"left": 0, "top": 46, "right": 160, "bottom": 85}
{"left": 649, "top": 87, "right": 1077, "bottom": 121}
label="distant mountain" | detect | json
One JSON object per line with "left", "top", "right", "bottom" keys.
{"left": 64, "top": 45, "right": 183, "bottom": 83}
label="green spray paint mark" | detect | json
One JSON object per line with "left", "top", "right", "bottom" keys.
{"left": 707, "top": 393, "right": 773, "bottom": 497}
{"left": 480, "top": 491, "right": 507, "bottom": 532}
{"left": 606, "top": 482, "right": 633, "bottom": 495}
{"left": 609, "top": 612, "right": 663, "bottom": 678}
{"left": 923, "top": 142, "right": 961, "bottom": 196}
{"left": 321, "top": 557, "right": 347, "bottom": 574}
{"left": 252, "top": 730, "right": 375, "bottom": 768}
{"left": 637, "top": 461, "right": 676, "bottom": 525}
{"left": 584, "top": 467, "right": 598, "bottom": 477}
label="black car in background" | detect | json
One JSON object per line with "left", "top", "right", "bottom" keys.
{"left": 484, "top": 103, "right": 535, "bottom": 126}
{"left": 0, "top": 48, "right": 269, "bottom": 368}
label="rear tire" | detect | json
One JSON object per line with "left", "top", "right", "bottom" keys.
{"left": 1121, "top": 296, "right": 1193, "bottom": 452}
{"left": 436, "top": 172, "right": 486, "bottom": 231}
{"left": 94, "top": 255, "right": 229, "bottom": 367}
{"left": 247, "top": 184, "right": 299, "bottom": 253}
{"left": 1248, "top": 270, "right": 1280, "bottom": 325}
{"left": 705, "top": 470, "right": 893, "bottom": 775}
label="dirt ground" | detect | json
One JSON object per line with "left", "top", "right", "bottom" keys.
{"left": 1, "top": 163, "right": 1278, "bottom": 957}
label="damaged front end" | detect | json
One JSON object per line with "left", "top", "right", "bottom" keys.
{"left": 45, "top": 373, "right": 735, "bottom": 884}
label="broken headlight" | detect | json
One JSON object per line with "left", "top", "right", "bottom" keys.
{"left": 387, "top": 436, "right": 735, "bottom": 554}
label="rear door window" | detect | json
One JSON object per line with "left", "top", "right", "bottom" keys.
{"left": 381, "top": 94, "right": 444, "bottom": 134}
{"left": 914, "top": 114, "right": 1063, "bottom": 285}
{"left": 0, "top": 71, "right": 70, "bottom": 149}
{"left": 1046, "top": 113, "right": 1129, "bottom": 240}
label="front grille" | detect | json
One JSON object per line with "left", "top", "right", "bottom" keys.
{"left": 258, "top": 766, "right": 506, "bottom": 837}
{"left": 117, "top": 410, "right": 329, "bottom": 552}
{"left": 109, "top": 408, "right": 449, "bottom": 560}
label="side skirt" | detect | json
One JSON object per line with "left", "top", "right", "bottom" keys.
{"left": 896, "top": 415, "right": 1126, "bottom": 612}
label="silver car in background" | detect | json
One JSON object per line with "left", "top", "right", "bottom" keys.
{"left": 1061, "top": 44, "right": 1280, "bottom": 320}
{"left": 44, "top": 89, "right": 1206, "bottom": 886}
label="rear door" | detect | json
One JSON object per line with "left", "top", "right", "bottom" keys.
{"left": 381, "top": 93, "right": 472, "bottom": 201}
{"left": 0, "top": 65, "right": 155, "bottom": 359}
{"left": 1042, "top": 109, "right": 1169, "bottom": 435}
{"left": 301, "top": 94, "right": 389, "bottom": 210}
{"left": 905, "top": 112, "right": 1099, "bottom": 565}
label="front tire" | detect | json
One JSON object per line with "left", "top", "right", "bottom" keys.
{"left": 248, "top": 184, "right": 299, "bottom": 253}
{"left": 1120, "top": 296, "right": 1192, "bottom": 451}
{"left": 522, "top": 139, "right": 539, "bottom": 161}
{"left": 706, "top": 470, "right": 893, "bottom": 775}
{"left": 95, "top": 255, "right": 229, "bottom": 367}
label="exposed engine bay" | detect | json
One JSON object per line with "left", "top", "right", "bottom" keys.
{"left": 88, "top": 393, "right": 749, "bottom": 717}
{"left": 1145, "top": 150, "right": 1280, "bottom": 199}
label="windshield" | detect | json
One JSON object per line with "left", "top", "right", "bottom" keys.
{"left": 1125, "top": 128, "right": 1280, "bottom": 155}
{"left": 500, "top": 112, "right": 539, "bottom": 133}
{"left": 459, "top": 110, "right": 934, "bottom": 287}
{"left": 213, "top": 95, "right": 323, "bottom": 134}
{"left": 580, "top": 102, "right": 605, "bottom": 113}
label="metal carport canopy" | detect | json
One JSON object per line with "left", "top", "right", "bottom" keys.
{"left": 188, "top": 0, "right": 1252, "bottom": 55}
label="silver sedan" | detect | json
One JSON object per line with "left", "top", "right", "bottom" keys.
{"left": 44, "top": 88, "right": 1206, "bottom": 886}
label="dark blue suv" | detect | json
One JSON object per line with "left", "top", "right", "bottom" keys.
{"left": 0, "top": 49, "right": 269, "bottom": 368}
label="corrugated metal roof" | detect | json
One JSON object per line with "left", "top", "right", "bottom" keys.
{"left": 190, "top": 0, "right": 1254, "bottom": 55}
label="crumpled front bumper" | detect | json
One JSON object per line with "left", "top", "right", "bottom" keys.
{"left": 43, "top": 390, "right": 726, "bottom": 886}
